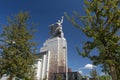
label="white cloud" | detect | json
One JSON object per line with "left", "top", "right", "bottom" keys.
{"left": 78, "top": 70, "right": 83, "bottom": 74}
{"left": 84, "top": 64, "right": 96, "bottom": 69}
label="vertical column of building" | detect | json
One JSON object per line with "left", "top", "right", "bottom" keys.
{"left": 36, "top": 59, "right": 42, "bottom": 80}
{"left": 48, "top": 38, "right": 59, "bottom": 80}
{"left": 58, "top": 38, "right": 67, "bottom": 73}
{"left": 46, "top": 51, "right": 50, "bottom": 80}
{"left": 41, "top": 54, "right": 47, "bottom": 80}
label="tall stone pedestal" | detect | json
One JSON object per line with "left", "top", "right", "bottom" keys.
{"left": 40, "top": 37, "right": 67, "bottom": 80}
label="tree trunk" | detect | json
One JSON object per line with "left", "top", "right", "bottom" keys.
{"left": 115, "top": 66, "right": 120, "bottom": 80}
{"left": 7, "top": 75, "right": 13, "bottom": 80}
{"left": 109, "top": 66, "right": 117, "bottom": 80}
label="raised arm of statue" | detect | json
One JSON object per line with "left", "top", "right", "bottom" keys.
{"left": 60, "top": 16, "right": 64, "bottom": 24}
{"left": 57, "top": 16, "right": 64, "bottom": 26}
{"left": 49, "top": 16, "right": 64, "bottom": 38}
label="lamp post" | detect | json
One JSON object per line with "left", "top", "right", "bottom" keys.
{"left": 63, "top": 46, "right": 68, "bottom": 80}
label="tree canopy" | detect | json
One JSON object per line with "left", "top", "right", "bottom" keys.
{"left": 65, "top": 0, "right": 120, "bottom": 80}
{"left": 0, "top": 12, "right": 36, "bottom": 80}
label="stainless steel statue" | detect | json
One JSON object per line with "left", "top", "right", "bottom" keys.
{"left": 49, "top": 16, "right": 64, "bottom": 38}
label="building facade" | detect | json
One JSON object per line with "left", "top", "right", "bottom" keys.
{"left": 35, "top": 17, "right": 68, "bottom": 80}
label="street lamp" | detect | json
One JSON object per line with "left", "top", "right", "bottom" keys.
{"left": 63, "top": 46, "right": 68, "bottom": 80}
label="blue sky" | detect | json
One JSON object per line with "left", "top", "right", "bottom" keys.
{"left": 0, "top": 0, "right": 102, "bottom": 76}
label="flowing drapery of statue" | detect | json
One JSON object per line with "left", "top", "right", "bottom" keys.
{"left": 49, "top": 16, "right": 64, "bottom": 38}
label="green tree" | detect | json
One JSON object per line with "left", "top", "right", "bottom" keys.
{"left": 99, "top": 75, "right": 110, "bottom": 80}
{"left": 90, "top": 69, "right": 98, "bottom": 80}
{"left": 65, "top": 0, "right": 120, "bottom": 80}
{"left": 0, "top": 12, "right": 36, "bottom": 80}
{"left": 56, "top": 75, "right": 62, "bottom": 80}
